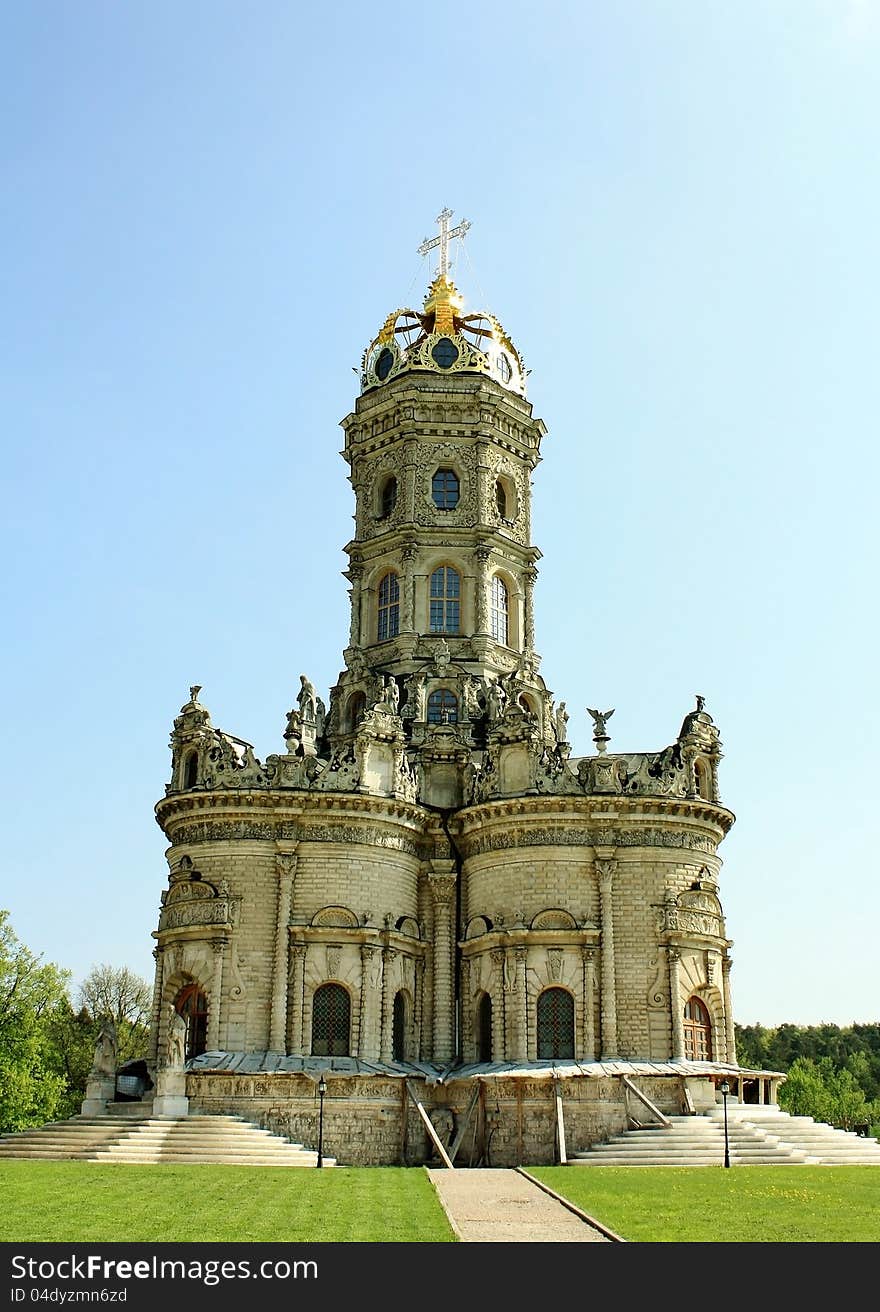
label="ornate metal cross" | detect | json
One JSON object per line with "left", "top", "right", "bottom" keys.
{"left": 418, "top": 207, "right": 471, "bottom": 279}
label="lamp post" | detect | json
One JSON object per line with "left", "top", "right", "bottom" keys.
{"left": 317, "top": 1074, "right": 327, "bottom": 1169}
{"left": 720, "top": 1079, "right": 731, "bottom": 1168}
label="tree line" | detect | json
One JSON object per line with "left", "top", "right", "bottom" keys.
{"left": 0, "top": 910, "right": 150, "bottom": 1133}
{"left": 2, "top": 909, "right": 878, "bottom": 1134}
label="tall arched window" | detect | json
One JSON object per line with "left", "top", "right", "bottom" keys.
{"left": 377, "top": 571, "right": 400, "bottom": 641}
{"left": 174, "top": 983, "right": 208, "bottom": 1061}
{"left": 183, "top": 751, "right": 199, "bottom": 789}
{"left": 427, "top": 689, "right": 458, "bottom": 724}
{"left": 311, "top": 983, "right": 351, "bottom": 1057}
{"left": 380, "top": 476, "right": 398, "bottom": 519}
{"left": 346, "top": 692, "right": 366, "bottom": 733}
{"left": 476, "top": 992, "right": 492, "bottom": 1063}
{"left": 683, "top": 996, "right": 712, "bottom": 1061}
{"left": 694, "top": 760, "right": 710, "bottom": 799}
{"left": 392, "top": 990, "right": 408, "bottom": 1062}
{"left": 432, "top": 468, "right": 459, "bottom": 510}
{"left": 430, "top": 566, "right": 460, "bottom": 633}
{"left": 536, "top": 988, "right": 575, "bottom": 1060}
{"left": 490, "top": 575, "right": 509, "bottom": 645}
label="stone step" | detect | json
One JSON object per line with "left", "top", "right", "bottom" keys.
{"left": 0, "top": 1114, "right": 336, "bottom": 1167}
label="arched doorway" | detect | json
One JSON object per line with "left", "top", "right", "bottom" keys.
{"left": 683, "top": 996, "right": 713, "bottom": 1060}
{"left": 311, "top": 983, "right": 351, "bottom": 1057}
{"left": 174, "top": 982, "right": 208, "bottom": 1061}
{"left": 475, "top": 992, "right": 492, "bottom": 1063}
{"left": 536, "top": 988, "right": 575, "bottom": 1060}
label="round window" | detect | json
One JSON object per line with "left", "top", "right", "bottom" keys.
{"left": 431, "top": 338, "right": 459, "bottom": 369}
{"left": 375, "top": 347, "right": 394, "bottom": 381}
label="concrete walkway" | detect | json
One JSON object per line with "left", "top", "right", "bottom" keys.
{"left": 426, "top": 1168, "right": 621, "bottom": 1243}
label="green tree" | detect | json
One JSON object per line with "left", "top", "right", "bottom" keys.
{"left": 0, "top": 910, "right": 71, "bottom": 1132}
{"left": 78, "top": 963, "right": 151, "bottom": 1066}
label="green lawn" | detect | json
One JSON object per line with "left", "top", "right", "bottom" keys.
{"left": 529, "top": 1164, "right": 880, "bottom": 1242}
{"left": 0, "top": 1162, "right": 456, "bottom": 1243}
{"left": 2, "top": 1161, "right": 879, "bottom": 1244}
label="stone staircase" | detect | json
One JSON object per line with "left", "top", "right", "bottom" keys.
{"left": 570, "top": 1103, "right": 880, "bottom": 1167}
{"left": 0, "top": 1114, "right": 336, "bottom": 1167}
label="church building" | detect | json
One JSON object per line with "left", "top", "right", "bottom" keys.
{"left": 143, "top": 212, "right": 779, "bottom": 1165}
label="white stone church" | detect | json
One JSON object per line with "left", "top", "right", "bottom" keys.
{"left": 138, "top": 212, "right": 781, "bottom": 1165}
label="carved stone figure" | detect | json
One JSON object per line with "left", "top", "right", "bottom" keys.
{"left": 555, "top": 701, "right": 569, "bottom": 743}
{"left": 90, "top": 1017, "right": 117, "bottom": 1077}
{"left": 297, "top": 675, "right": 318, "bottom": 723}
{"left": 487, "top": 679, "right": 507, "bottom": 721}
{"left": 587, "top": 707, "right": 614, "bottom": 737}
{"left": 167, "top": 1011, "right": 188, "bottom": 1069}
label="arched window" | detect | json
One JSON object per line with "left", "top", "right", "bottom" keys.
{"left": 183, "top": 751, "right": 198, "bottom": 789}
{"left": 347, "top": 692, "right": 366, "bottom": 733}
{"left": 311, "top": 983, "right": 351, "bottom": 1057}
{"left": 683, "top": 996, "right": 713, "bottom": 1061}
{"left": 427, "top": 689, "right": 458, "bottom": 724}
{"left": 430, "top": 566, "right": 460, "bottom": 633}
{"left": 476, "top": 992, "right": 492, "bottom": 1063}
{"left": 432, "top": 468, "right": 460, "bottom": 510}
{"left": 377, "top": 571, "right": 400, "bottom": 641}
{"left": 695, "top": 760, "right": 710, "bottom": 799}
{"left": 495, "top": 480, "right": 507, "bottom": 518}
{"left": 490, "top": 575, "right": 509, "bottom": 645}
{"left": 174, "top": 983, "right": 208, "bottom": 1061}
{"left": 380, "top": 476, "right": 397, "bottom": 518}
{"left": 536, "top": 988, "right": 575, "bottom": 1060}
{"left": 392, "top": 990, "right": 408, "bottom": 1061}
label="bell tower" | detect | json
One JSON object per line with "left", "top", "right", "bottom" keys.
{"left": 327, "top": 211, "right": 551, "bottom": 752}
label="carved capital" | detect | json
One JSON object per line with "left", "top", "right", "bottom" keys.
{"left": 427, "top": 873, "right": 457, "bottom": 908}
{"left": 596, "top": 858, "right": 617, "bottom": 888}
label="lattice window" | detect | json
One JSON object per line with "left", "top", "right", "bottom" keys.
{"left": 377, "top": 571, "right": 400, "bottom": 641}
{"left": 432, "top": 468, "right": 459, "bottom": 510}
{"left": 429, "top": 566, "right": 460, "bottom": 633}
{"left": 427, "top": 689, "right": 458, "bottom": 724}
{"left": 174, "top": 983, "right": 208, "bottom": 1060}
{"left": 683, "top": 996, "right": 713, "bottom": 1061}
{"left": 311, "top": 983, "right": 351, "bottom": 1057}
{"left": 490, "top": 575, "right": 509, "bottom": 645}
{"left": 536, "top": 988, "right": 575, "bottom": 1060}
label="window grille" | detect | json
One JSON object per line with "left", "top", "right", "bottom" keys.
{"left": 536, "top": 988, "right": 575, "bottom": 1060}
{"left": 378, "top": 572, "right": 400, "bottom": 640}
{"left": 429, "top": 566, "right": 460, "bottom": 633}
{"left": 490, "top": 575, "right": 509, "bottom": 645}
{"left": 432, "top": 468, "right": 459, "bottom": 510}
{"left": 427, "top": 688, "right": 458, "bottom": 724}
{"left": 311, "top": 983, "right": 351, "bottom": 1057}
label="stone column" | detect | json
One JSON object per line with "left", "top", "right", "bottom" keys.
{"left": 414, "top": 958, "right": 425, "bottom": 1061}
{"left": 269, "top": 853, "right": 297, "bottom": 1054}
{"left": 460, "top": 958, "right": 473, "bottom": 1059}
{"left": 722, "top": 955, "right": 736, "bottom": 1065}
{"left": 148, "top": 945, "right": 164, "bottom": 1066}
{"left": 474, "top": 545, "right": 491, "bottom": 635}
{"left": 428, "top": 872, "right": 457, "bottom": 1063}
{"left": 347, "top": 564, "right": 363, "bottom": 648}
{"left": 288, "top": 944, "right": 307, "bottom": 1055}
{"left": 490, "top": 948, "right": 507, "bottom": 1061}
{"left": 668, "top": 948, "right": 685, "bottom": 1059}
{"left": 597, "top": 858, "right": 618, "bottom": 1059}
{"left": 402, "top": 544, "right": 418, "bottom": 633}
{"left": 207, "top": 939, "right": 226, "bottom": 1052}
{"left": 581, "top": 946, "right": 597, "bottom": 1061}
{"left": 359, "top": 945, "right": 381, "bottom": 1061}
{"left": 523, "top": 567, "right": 538, "bottom": 652}
{"left": 508, "top": 946, "right": 528, "bottom": 1061}
{"left": 682, "top": 745, "right": 699, "bottom": 800}
{"left": 380, "top": 947, "right": 398, "bottom": 1062}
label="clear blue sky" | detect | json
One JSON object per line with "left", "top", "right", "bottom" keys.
{"left": 2, "top": 2, "right": 877, "bottom": 1028}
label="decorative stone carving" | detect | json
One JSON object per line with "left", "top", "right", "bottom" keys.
{"left": 326, "top": 946, "right": 342, "bottom": 978}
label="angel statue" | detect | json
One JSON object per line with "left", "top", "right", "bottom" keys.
{"left": 587, "top": 707, "right": 615, "bottom": 737}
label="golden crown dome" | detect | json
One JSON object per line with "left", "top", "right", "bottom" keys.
{"left": 360, "top": 212, "right": 527, "bottom": 397}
